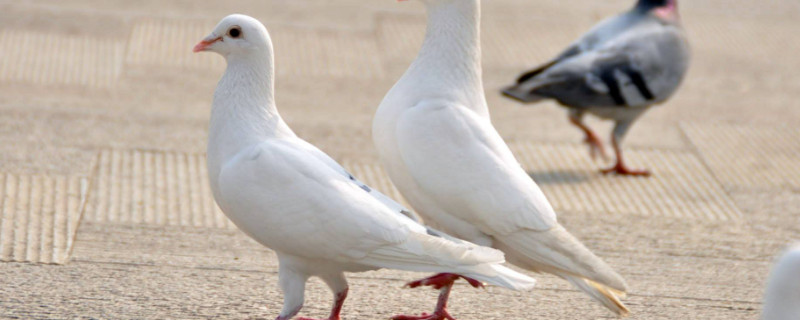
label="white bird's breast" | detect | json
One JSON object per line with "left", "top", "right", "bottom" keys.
{"left": 211, "top": 145, "right": 288, "bottom": 245}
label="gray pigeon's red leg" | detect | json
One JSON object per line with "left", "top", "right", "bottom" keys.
{"left": 391, "top": 273, "right": 484, "bottom": 320}
{"left": 568, "top": 114, "right": 609, "bottom": 161}
{"left": 601, "top": 135, "right": 650, "bottom": 176}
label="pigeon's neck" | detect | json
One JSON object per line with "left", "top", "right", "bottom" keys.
{"left": 637, "top": 0, "right": 679, "bottom": 21}
{"left": 208, "top": 55, "right": 294, "bottom": 169}
{"left": 405, "top": 0, "right": 486, "bottom": 111}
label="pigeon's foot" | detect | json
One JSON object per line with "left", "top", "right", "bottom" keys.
{"left": 403, "top": 273, "right": 484, "bottom": 290}
{"left": 568, "top": 114, "right": 608, "bottom": 161}
{"left": 296, "top": 288, "right": 348, "bottom": 320}
{"left": 391, "top": 311, "right": 456, "bottom": 320}
{"left": 583, "top": 132, "right": 608, "bottom": 161}
{"left": 392, "top": 274, "right": 480, "bottom": 320}
{"left": 601, "top": 163, "right": 651, "bottom": 176}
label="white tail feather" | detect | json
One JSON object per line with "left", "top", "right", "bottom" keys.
{"left": 460, "top": 263, "right": 537, "bottom": 291}
{"left": 566, "top": 276, "right": 630, "bottom": 316}
{"left": 360, "top": 232, "right": 536, "bottom": 291}
{"left": 495, "top": 225, "right": 629, "bottom": 314}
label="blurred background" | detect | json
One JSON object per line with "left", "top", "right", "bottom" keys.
{"left": 0, "top": 0, "right": 798, "bottom": 319}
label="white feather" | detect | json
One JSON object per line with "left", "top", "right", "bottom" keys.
{"left": 200, "top": 13, "right": 535, "bottom": 320}
{"left": 373, "top": 0, "right": 629, "bottom": 315}
{"left": 763, "top": 243, "right": 800, "bottom": 320}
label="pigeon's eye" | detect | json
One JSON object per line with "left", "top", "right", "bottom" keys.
{"left": 228, "top": 27, "right": 241, "bottom": 38}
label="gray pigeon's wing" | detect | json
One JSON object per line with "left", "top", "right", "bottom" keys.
{"left": 515, "top": 45, "right": 581, "bottom": 84}
{"left": 506, "top": 19, "right": 688, "bottom": 108}
{"left": 515, "top": 11, "right": 642, "bottom": 84}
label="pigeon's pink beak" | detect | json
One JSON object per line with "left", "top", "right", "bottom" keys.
{"left": 193, "top": 36, "right": 222, "bottom": 53}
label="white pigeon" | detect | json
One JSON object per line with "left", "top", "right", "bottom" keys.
{"left": 195, "top": 14, "right": 536, "bottom": 320}
{"left": 373, "top": 0, "right": 630, "bottom": 317}
{"left": 762, "top": 243, "right": 800, "bottom": 320}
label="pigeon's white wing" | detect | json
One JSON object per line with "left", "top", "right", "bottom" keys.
{"left": 763, "top": 244, "right": 800, "bottom": 319}
{"left": 293, "top": 139, "right": 423, "bottom": 223}
{"left": 393, "top": 101, "right": 627, "bottom": 303}
{"left": 215, "top": 138, "right": 504, "bottom": 270}
{"left": 394, "top": 100, "right": 558, "bottom": 236}
{"left": 294, "top": 140, "right": 480, "bottom": 245}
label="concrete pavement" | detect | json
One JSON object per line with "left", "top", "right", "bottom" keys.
{"left": 1, "top": 0, "right": 798, "bottom": 318}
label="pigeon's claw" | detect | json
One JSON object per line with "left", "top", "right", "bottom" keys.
{"left": 601, "top": 163, "right": 651, "bottom": 176}
{"left": 603, "top": 135, "right": 650, "bottom": 176}
{"left": 568, "top": 114, "right": 608, "bottom": 161}
{"left": 403, "top": 273, "right": 482, "bottom": 290}
{"left": 584, "top": 132, "right": 609, "bottom": 161}
{"left": 391, "top": 311, "right": 456, "bottom": 320}
{"left": 395, "top": 273, "right": 481, "bottom": 320}
{"left": 297, "top": 317, "right": 339, "bottom": 320}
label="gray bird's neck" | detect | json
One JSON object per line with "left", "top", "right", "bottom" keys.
{"left": 404, "top": 0, "right": 486, "bottom": 112}
{"left": 636, "top": 0, "right": 676, "bottom": 11}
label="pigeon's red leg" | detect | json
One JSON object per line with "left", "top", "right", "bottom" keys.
{"left": 275, "top": 305, "right": 303, "bottom": 320}
{"left": 568, "top": 115, "right": 609, "bottom": 161}
{"left": 296, "top": 288, "right": 348, "bottom": 320}
{"left": 601, "top": 135, "right": 650, "bottom": 176}
{"left": 391, "top": 273, "right": 484, "bottom": 320}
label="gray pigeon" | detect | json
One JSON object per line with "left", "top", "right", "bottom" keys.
{"left": 502, "top": 0, "right": 690, "bottom": 176}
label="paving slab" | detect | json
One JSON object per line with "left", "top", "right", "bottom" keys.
{"left": 683, "top": 122, "right": 800, "bottom": 192}
{"left": 85, "top": 149, "right": 232, "bottom": 229}
{"left": 0, "top": 29, "right": 124, "bottom": 88}
{"left": 0, "top": 0, "right": 799, "bottom": 319}
{"left": 510, "top": 142, "right": 742, "bottom": 221}
{"left": 0, "top": 173, "right": 89, "bottom": 264}
{"left": 63, "top": 217, "right": 766, "bottom": 319}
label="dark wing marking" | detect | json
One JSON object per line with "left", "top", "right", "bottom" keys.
{"left": 598, "top": 65, "right": 626, "bottom": 106}
{"left": 297, "top": 139, "right": 423, "bottom": 224}
{"left": 626, "top": 67, "right": 655, "bottom": 100}
{"left": 594, "top": 53, "right": 656, "bottom": 105}
{"left": 344, "top": 170, "right": 422, "bottom": 222}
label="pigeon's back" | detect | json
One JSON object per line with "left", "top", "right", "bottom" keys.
{"left": 504, "top": 7, "right": 690, "bottom": 109}
{"left": 763, "top": 245, "right": 800, "bottom": 320}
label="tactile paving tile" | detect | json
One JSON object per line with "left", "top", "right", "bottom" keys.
{"left": 682, "top": 123, "right": 800, "bottom": 192}
{"left": 689, "top": 18, "right": 800, "bottom": 69}
{"left": 482, "top": 19, "right": 587, "bottom": 69}
{"left": 508, "top": 142, "right": 742, "bottom": 221}
{"left": 270, "top": 26, "right": 385, "bottom": 79}
{"left": 125, "top": 19, "right": 223, "bottom": 70}
{"left": 86, "top": 149, "right": 234, "bottom": 229}
{"left": 126, "top": 19, "right": 385, "bottom": 78}
{"left": 0, "top": 30, "right": 124, "bottom": 88}
{"left": 0, "top": 173, "right": 89, "bottom": 264}
{"left": 377, "top": 13, "right": 591, "bottom": 70}
{"left": 86, "top": 149, "right": 411, "bottom": 229}
{"left": 376, "top": 14, "right": 425, "bottom": 67}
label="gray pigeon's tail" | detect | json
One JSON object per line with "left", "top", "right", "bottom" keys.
{"left": 501, "top": 84, "right": 547, "bottom": 104}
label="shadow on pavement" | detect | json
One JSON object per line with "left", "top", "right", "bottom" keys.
{"left": 528, "top": 169, "right": 592, "bottom": 185}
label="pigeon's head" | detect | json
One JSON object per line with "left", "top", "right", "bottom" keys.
{"left": 193, "top": 14, "right": 271, "bottom": 58}
{"left": 637, "top": 0, "right": 678, "bottom": 11}
{"left": 637, "top": 0, "right": 679, "bottom": 20}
